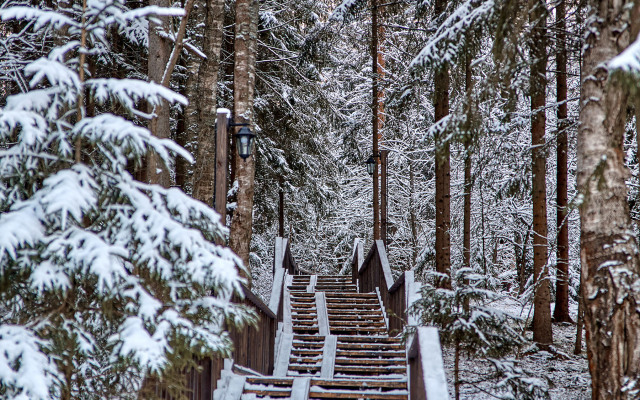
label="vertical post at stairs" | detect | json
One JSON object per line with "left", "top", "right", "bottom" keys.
{"left": 279, "top": 189, "right": 285, "bottom": 237}
{"left": 380, "top": 149, "right": 388, "bottom": 247}
{"left": 215, "top": 110, "right": 229, "bottom": 241}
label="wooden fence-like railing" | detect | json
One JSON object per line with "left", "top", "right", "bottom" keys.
{"left": 351, "top": 239, "right": 448, "bottom": 399}
{"left": 352, "top": 239, "right": 417, "bottom": 334}
{"left": 157, "top": 237, "right": 297, "bottom": 399}
{"left": 407, "top": 327, "right": 450, "bottom": 400}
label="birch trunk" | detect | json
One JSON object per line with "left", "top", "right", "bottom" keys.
{"left": 578, "top": 0, "right": 640, "bottom": 397}
{"left": 229, "top": 0, "right": 259, "bottom": 275}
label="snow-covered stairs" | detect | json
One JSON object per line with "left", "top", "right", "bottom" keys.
{"left": 219, "top": 274, "right": 409, "bottom": 400}
{"left": 326, "top": 292, "right": 388, "bottom": 335}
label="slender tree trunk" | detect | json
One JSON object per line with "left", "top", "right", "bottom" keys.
{"left": 409, "top": 150, "right": 418, "bottom": 268}
{"left": 463, "top": 52, "right": 472, "bottom": 272}
{"left": 434, "top": 0, "right": 450, "bottom": 288}
{"left": 371, "top": 0, "right": 380, "bottom": 241}
{"left": 574, "top": 283, "right": 583, "bottom": 355}
{"left": 228, "top": 0, "right": 259, "bottom": 276}
{"left": 529, "top": 0, "right": 552, "bottom": 344}
{"left": 578, "top": 1, "right": 640, "bottom": 397}
{"left": 553, "top": 0, "right": 571, "bottom": 323}
{"left": 147, "top": 0, "right": 172, "bottom": 187}
{"left": 192, "top": 0, "right": 225, "bottom": 206}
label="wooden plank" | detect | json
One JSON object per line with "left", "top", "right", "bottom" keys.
{"left": 274, "top": 333, "right": 293, "bottom": 377}
{"left": 308, "top": 275, "right": 317, "bottom": 293}
{"left": 246, "top": 377, "right": 294, "bottom": 385}
{"left": 320, "top": 335, "right": 337, "bottom": 379}
{"left": 315, "top": 292, "right": 330, "bottom": 336}
{"left": 269, "top": 267, "right": 285, "bottom": 314}
{"left": 413, "top": 327, "right": 449, "bottom": 400}
{"left": 274, "top": 237, "right": 284, "bottom": 272}
{"left": 310, "top": 379, "right": 407, "bottom": 389}
{"left": 284, "top": 275, "right": 293, "bottom": 334}
{"left": 291, "top": 377, "right": 311, "bottom": 400}
{"left": 376, "top": 287, "right": 389, "bottom": 331}
{"left": 241, "top": 284, "right": 276, "bottom": 319}
{"left": 214, "top": 111, "right": 229, "bottom": 242}
{"left": 308, "top": 391, "right": 407, "bottom": 400}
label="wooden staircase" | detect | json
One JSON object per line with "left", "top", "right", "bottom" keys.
{"left": 217, "top": 274, "right": 410, "bottom": 400}
{"left": 212, "top": 239, "right": 449, "bottom": 400}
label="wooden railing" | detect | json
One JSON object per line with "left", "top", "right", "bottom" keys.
{"left": 407, "top": 327, "right": 450, "bottom": 400}
{"left": 158, "top": 237, "right": 296, "bottom": 399}
{"left": 352, "top": 240, "right": 418, "bottom": 334}
{"left": 350, "top": 241, "right": 448, "bottom": 399}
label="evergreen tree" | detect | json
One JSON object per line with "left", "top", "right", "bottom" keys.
{"left": 410, "top": 269, "right": 549, "bottom": 399}
{"left": 0, "top": 1, "right": 250, "bottom": 398}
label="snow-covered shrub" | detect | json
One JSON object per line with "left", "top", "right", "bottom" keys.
{"left": 0, "top": 1, "right": 250, "bottom": 399}
{"left": 410, "top": 269, "right": 549, "bottom": 399}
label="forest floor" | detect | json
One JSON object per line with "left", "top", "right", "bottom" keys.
{"left": 441, "top": 299, "right": 591, "bottom": 399}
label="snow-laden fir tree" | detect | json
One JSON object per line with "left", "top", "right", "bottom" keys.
{"left": 410, "top": 269, "right": 549, "bottom": 399}
{"left": 0, "top": 1, "right": 250, "bottom": 399}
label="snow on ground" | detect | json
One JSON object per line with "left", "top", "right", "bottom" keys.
{"left": 441, "top": 298, "right": 591, "bottom": 399}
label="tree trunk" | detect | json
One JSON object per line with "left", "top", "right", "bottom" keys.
{"left": 578, "top": 1, "right": 640, "bottom": 397}
{"left": 463, "top": 51, "right": 472, "bottom": 272}
{"left": 147, "top": 0, "right": 172, "bottom": 187}
{"left": 371, "top": 0, "right": 380, "bottom": 241}
{"left": 433, "top": 0, "right": 450, "bottom": 288}
{"left": 228, "top": 0, "right": 259, "bottom": 276}
{"left": 529, "top": 0, "right": 552, "bottom": 344}
{"left": 553, "top": 0, "right": 571, "bottom": 323}
{"left": 192, "top": 0, "right": 225, "bottom": 206}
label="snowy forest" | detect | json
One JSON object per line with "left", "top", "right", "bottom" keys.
{"left": 2, "top": 0, "right": 640, "bottom": 398}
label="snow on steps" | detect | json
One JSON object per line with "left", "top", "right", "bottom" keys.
{"left": 217, "top": 273, "right": 447, "bottom": 400}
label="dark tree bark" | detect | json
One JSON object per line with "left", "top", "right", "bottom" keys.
{"left": 578, "top": 0, "right": 640, "bottom": 397}
{"left": 228, "top": 0, "right": 259, "bottom": 276}
{"left": 433, "top": 0, "right": 450, "bottom": 288}
{"left": 463, "top": 51, "right": 472, "bottom": 272}
{"left": 529, "top": 0, "right": 552, "bottom": 344}
{"left": 371, "top": 0, "right": 380, "bottom": 241}
{"left": 192, "top": 0, "right": 225, "bottom": 206}
{"left": 553, "top": 0, "right": 571, "bottom": 323}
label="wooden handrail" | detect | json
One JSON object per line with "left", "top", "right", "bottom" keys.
{"left": 354, "top": 240, "right": 408, "bottom": 333}
{"left": 407, "top": 327, "right": 449, "bottom": 400}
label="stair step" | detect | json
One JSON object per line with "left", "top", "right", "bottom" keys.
{"left": 337, "top": 343, "right": 403, "bottom": 350}
{"left": 335, "top": 358, "right": 405, "bottom": 365}
{"left": 336, "top": 350, "right": 405, "bottom": 357}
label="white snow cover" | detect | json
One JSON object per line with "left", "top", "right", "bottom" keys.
{"left": 610, "top": 33, "right": 640, "bottom": 74}
{"left": 0, "top": 326, "right": 60, "bottom": 400}
{"left": 410, "top": 0, "right": 494, "bottom": 70}
{"left": 417, "top": 327, "right": 450, "bottom": 400}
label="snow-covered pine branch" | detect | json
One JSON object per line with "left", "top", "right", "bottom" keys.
{"left": 0, "top": 1, "right": 249, "bottom": 398}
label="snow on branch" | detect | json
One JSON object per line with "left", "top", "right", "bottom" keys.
{"left": 0, "top": 326, "right": 60, "bottom": 400}
{"left": 0, "top": 6, "right": 77, "bottom": 31}
{"left": 609, "top": 32, "right": 640, "bottom": 76}
{"left": 410, "top": 0, "right": 494, "bottom": 71}
{"left": 330, "top": 0, "right": 367, "bottom": 22}
{"left": 88, "top": 78, "right": 187, "bottom": 119}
